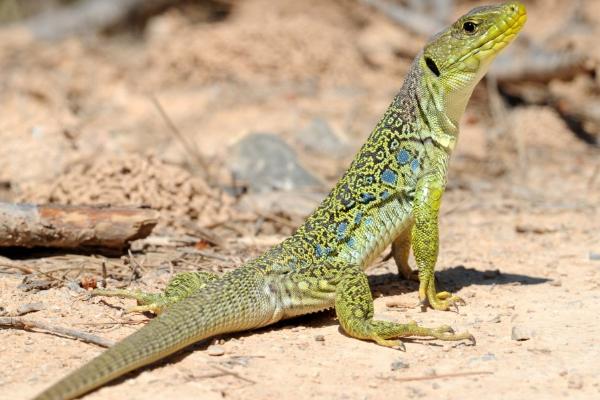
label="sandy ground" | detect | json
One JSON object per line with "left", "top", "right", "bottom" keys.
{"left": 1, "top": 0, "right": 599, "bottom": 399}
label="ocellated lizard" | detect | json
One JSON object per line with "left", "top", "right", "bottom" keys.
{"left": 32, "top": 2, "right": 527, "bottom": 399}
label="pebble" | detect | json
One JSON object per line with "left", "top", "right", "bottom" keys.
{"left": 488, "top": 314, "right": 502, "bottom": 323}
{"left": 206, "top": 345, "right": 225, "bottom": 356}
{"left": 589, "top": 252, "right": 600, "bottom": 261}
{"left": 67, "top": 280, "right": 85, "bottom": 293}
{"left": 511, "top": 325, "right": 533, "bottom": 341}
{"left": 549, "top": 280, "right": 562, "bottom": 287}
{"left": 480, "top": 352, "right": 497, "bottom": 361}
{"left": 390, "top": 359, "right": 410, "bottom": 371}
{"left": 568, "top": 374, "right": 584, "bottom": 389}
{"left": 314, "top": 334, "right": 325, "bottom": 342}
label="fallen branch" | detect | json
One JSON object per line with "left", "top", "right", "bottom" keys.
{"left": 0, "top": 202, "right": 158, "bottom": 250}
{"left": 0, "top": 317, "right": 115, "bottom": 348}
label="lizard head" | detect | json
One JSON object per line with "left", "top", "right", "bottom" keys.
{"left": 419, "top": 1, "right": 527, "bottom": 122}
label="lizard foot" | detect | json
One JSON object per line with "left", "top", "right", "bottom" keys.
{"left": 419, "top": 278, "right": 466, "bottom": 312}
{"left": 91, "top": 288, "right": 167, "bottom": 315}
{"left": 91, "top": 271, "right": 220, "bottom": 315}
{"left": 366, "top": 320, "right": 474, "bottom": 348}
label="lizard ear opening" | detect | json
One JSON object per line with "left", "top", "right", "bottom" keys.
{"left": 425, "top": 57, "right": 440, "bottom": 77}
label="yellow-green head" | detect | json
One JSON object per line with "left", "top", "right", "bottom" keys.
{"left": 418, "top": 1, "right": 527, "bottom": 125}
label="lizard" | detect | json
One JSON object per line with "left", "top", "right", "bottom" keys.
{"left": 32, "top": 2, "right": 527, "bottom": 399}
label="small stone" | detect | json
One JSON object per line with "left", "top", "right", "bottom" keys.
{"left": 589, "top": 252, "right": 600, "bottom": 261}
{"left": 468, "top": 353, "right": 497, "bottom": 366}
{"left": 67, "top": 281, "right": 85, "bottom": 293}
{"left": 206, "top": 345, "right": 225, "bottom": 356}
{"left": 549, "top": 280, "right": 562, "bottom": 287}
{"left": 489, "top": 314, "right": 502, "bottom": 323}
{"left": 511, "top": 325, "right": 533, "bottom": 341}
{"left": 568, "top": 374, "right": 584, "bottom": 389}
{"left": 314, "top": 334, "right": 325, "bottom": 342}
{"left": 24, "top": 338, "right": 34, "bottom": 345}
{"left": 390, "top": 359, "right": 410, "bottom": 371}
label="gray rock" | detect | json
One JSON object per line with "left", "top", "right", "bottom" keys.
{"left": 238, "top": 190, "right": 322, "bottom": 218}
{"left": 469, "top": 352, "right": 497, "bottom": 365}
{"left": 230, "top": 133, "right": 321, "bottom": 192}
{"left": 295, "top": 118, "right": 349, "bottom": 158}
{"left": 511, "top": 325, "right": 534, "bottom": 341}
{"left": 67, "top": 280, "right": 85, "bottom": 293}
{"left": 589, "top": 252, "right": 600, "bottom": 261}
{"left": 390, "top": 359, "right": 410, "bottom": 371}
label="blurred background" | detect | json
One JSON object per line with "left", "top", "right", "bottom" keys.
{"left": 0, "top": 0, "right": 598, "bottom": 226}
{"left": 1, "top": 2, "right": 600, "bottom": 399}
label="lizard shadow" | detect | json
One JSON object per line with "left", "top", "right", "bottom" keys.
{"left": 369, "top": 264, "right": 551, "bottom": 297}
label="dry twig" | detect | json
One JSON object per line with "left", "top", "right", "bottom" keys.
{"left": 380, "top": 370, "right": 494, "bottom": 382}
{"left": 0, "top": 317, "right": 115, "bottom": 347}
{"left": 150, "top": 95, "right": 213, "bottom": 184}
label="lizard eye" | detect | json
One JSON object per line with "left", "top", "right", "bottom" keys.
{"left": 462, "top": 21, "right": 478, "bottom": 33}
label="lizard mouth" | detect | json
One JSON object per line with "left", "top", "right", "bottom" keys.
{"left": 455, "top": 1, "right": 527, "bottom": 67}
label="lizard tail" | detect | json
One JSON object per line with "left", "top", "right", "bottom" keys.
{"left": 32, "top": 268, "right": 275, "bottom": 400}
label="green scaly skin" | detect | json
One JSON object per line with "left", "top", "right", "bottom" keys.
{"left": 32, "top": 2, "right": 527, "bottom": 399}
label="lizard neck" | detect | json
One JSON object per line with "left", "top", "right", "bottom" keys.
{"left": 411, "top": 55, "right": 462, "bottom": 154}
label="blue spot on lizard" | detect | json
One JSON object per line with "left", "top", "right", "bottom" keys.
{"left": 359, "top": 193, "right": 376, "bottom": 203}
{"left": 336, "top": 222, "right": 348, "bottom": 240}
{"left": 397, "top": 149, "right": 410, "bottom": 165}
{"left": 411, "top": 158, "right": 420, "bottom": 173}
{"left": 381, "top": 168, "right": 397, "bottom": 186}
{"left": 354, "top": 212, "right": 363, "bottom": 224}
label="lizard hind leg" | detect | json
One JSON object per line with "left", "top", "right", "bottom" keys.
{"left": 334, "top": 266, "right": 474, "bottom": 349}
{"left": 91, "top": 271, "right": 219, "bottom": 315}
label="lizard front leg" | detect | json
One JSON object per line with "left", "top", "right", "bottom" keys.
{"left": 413, "top": 176, "right": 464, "bottom": 311}
{"left": 92, "top": 271, "right": 219, "bottom": 314}
{"left": 335, "top": 264, "right": 473, "bottom": 348}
